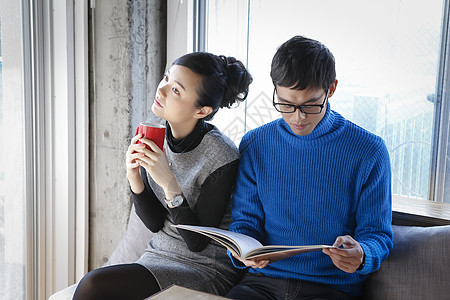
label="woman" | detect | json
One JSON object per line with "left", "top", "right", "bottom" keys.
{"left": 73, "top": 52, "right": 252, "bottom": 299}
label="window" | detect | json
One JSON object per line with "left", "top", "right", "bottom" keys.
{"left": 1, "top": 1, "right": 89, "bottom": 298}
{"left": 0, "top": 3, "right": 27, "bottom": 298}
{"left": 203, "top": 0, "right": 450, "bottom": 203}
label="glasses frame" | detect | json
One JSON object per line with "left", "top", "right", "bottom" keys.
{"left": 272, "top": 87, "right": 329, "bottom": 114}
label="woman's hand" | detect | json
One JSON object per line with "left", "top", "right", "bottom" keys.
{"left": 126, "top": 134, "right": 146, "bottom": 193}
{"left": 135, "top": 137, "right": 181, "bottom": 199}
{"left": 231, "top": 252, "right": 270, "bottom": 269}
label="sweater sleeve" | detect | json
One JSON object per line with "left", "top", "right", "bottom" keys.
{"left": 229, "top": 133, "right": 266, "bottom": 239}
{"left": 132, "top": 167, "right": 167, "bottom": 233}
{"left": 170, "top": 159, "right": 240, "bottom": 252}
{"left": 354, "top": 141, "right": 393, "bottom": 275}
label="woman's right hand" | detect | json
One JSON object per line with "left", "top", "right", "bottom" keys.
{"left": 126, "top": 134, "right": 146, "bottom": 193}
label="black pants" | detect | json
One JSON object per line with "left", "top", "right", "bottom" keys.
{"left": 72, "top": 263, "right": 160, "bottom": 300}
{"left": 226, "top": 273, "right": 357, "bottom": 300}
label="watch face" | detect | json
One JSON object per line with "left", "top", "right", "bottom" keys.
{"left": 171, "top": 195, "right": 184, "bottom": 207}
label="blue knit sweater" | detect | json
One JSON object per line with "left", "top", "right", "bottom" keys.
{"left": 229, "top": 104, "right": 393, "bottom": 296}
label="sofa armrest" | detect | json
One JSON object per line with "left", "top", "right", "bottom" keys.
{"left": 363, "top": 225, "right": 450, "bottom": 299}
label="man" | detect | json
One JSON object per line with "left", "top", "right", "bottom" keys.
{"left": 226, "top": 36, "right": 393, "bottom": 299}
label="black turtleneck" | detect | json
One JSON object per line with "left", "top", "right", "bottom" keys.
{"left": 165, "top": 119, "right": 214, "bottom": 153}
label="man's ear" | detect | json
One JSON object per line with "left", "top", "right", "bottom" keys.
{"left": 194, "top": 106, "right": 213, "bottom": 119}
{"left": 328, "top": 80, "right": 338, "bottom": 98}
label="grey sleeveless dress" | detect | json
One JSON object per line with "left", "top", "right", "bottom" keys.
{"left": 136, "top": 126, "right": 242, "bottom": 296}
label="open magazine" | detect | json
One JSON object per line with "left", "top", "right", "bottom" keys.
{"left": 173, "top": 224, "right": 336, "bottom": 263}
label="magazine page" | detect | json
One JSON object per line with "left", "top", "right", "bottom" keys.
{"left": 188, "top": 230, "right": 241, "bottom": 256}
{"left": 245, "top": 245, "right": 336, "bottom": 257}
{"left": 173, "top": 225, "right": 263, "bottom": 257}
{"left": 245, "top": 245, "right": 336, "bottom": 262}
{"left": 173, "top": 225, "right": 336, "bottom": 263}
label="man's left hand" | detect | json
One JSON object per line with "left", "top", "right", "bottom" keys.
{"left": 322, "top": 235, "right": 364, "bottom": 273}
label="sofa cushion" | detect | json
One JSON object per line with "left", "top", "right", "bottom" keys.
{"left": 104, "top": 205, "right": 155, "bottom": 266}
{"left": 363, "top": 224, "right": 450, "bottom": 299}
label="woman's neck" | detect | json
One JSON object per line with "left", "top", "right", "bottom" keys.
{"left": 168, "top": 119, "right": 199, "bottom": 139}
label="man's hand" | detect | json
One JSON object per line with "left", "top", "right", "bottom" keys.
{"left": 231, "top": 252, "right": 270, "bottom": 269}
{"left": 322, "top": 235, "right": 364, "bottom": 273}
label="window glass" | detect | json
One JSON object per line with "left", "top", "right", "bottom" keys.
{"left": 0, "top": 9, "right": 27, "bottom": 299}
{"left": 206, "top": 0, "right": 446, "bottom": 201}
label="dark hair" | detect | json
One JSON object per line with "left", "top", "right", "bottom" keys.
{"left": 270, "top": 36, "right": 336, "bottom": 91}
{"left": 173, "top": 52, "right": 252, "bottom": 120}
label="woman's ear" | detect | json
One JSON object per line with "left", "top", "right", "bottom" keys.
{"left": 194, "top": 106, "right": 213, "bottom": 119}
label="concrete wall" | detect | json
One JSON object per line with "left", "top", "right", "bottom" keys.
{"left": 130, "top": 0, "right": 167, "bottom": 134}
{"left": 89, "top": 0, "right": 166, "bottom": 269}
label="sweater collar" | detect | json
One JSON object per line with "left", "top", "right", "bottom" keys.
{"left": 166, "top": 119, "right": 214, "bottom": 153}
{"left": 278, "top": 103, "right": 346, "bottom": 147}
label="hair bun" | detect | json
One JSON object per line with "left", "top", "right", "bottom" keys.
{"left": 219, "top": 55, "right": 229, "bottom": 68}
{"left": 219, "top": 56, "right": 253, "bottom": 108}
{"left": 172, "top": 52, "right": 252, "bottom": 121}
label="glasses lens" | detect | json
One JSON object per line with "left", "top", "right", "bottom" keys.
{"left": 302, "top": 106, "right": 322, "bottom": 114}
{"left": 274, "top": 103, "right": 323, "bottom": 114}
{"left": 274, "top": 103, "right": 295, "bottom": 113}
{"left": 273, "top": 88, "right": 327, "bottom": 114}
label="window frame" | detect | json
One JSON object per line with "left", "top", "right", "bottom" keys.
{"left": 430, "top": 0, "right": 450, "bottom": 203}
{"left": 42, "top": 0, "right": 89, "bottom": 296}
{"left": 8, "top": 0, "right": 90, "bottom": 298}
{"left": 1, "top": 1, "right": 29, "bottom": 299}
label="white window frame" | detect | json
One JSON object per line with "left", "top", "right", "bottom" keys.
{"left": 431, "top": 0, "right": 450, "bottom": 202}
{"left": 167, "top": 0, "right": 201, "bottom": 67}
{"left": 1, "top": 1, "right": 29, "bottom": 299}
{"left": 21, "top": 0, "right": 89, "bottom": 297}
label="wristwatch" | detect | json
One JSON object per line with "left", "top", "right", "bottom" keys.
{"left": 165, "top": 194, "right": 185, "bottom": 208}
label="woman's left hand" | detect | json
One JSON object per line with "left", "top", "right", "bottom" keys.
{"left": 135, "top": 137, "right": 181, "bottom": 197}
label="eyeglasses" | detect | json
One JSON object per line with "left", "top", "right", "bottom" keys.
{"left": 272, "top": 88, "right": 328, "bottom": 114}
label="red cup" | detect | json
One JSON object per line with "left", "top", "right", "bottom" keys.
{"left": 135, "top": 122, "right": 166, "bottom": 151}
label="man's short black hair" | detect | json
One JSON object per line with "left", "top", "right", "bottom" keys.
{"left": 270, "top": 36, "right": 336, "bottom": 91}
